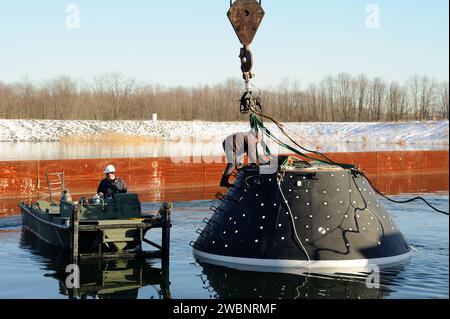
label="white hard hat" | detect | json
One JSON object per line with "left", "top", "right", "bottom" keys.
{"left": 104, "top": 165, "right": 116, "bottom": 174}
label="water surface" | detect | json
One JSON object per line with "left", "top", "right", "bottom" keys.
{"left": 1, "top": 141, "right": 447, "bottom": 161}
{"left": 0, "top": 194, "right": 448, "bottom": 299}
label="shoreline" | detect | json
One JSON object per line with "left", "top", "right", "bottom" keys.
{"left": 0, "top": 119, "right": 448, "bottom": 145}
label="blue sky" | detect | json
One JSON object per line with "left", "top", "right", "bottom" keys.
{"left": 0, "top": 0, "right": 448, "bottom": 87}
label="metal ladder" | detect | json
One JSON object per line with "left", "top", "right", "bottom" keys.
{"left": 45, "top": 171, "right": 65, "bottom": 205}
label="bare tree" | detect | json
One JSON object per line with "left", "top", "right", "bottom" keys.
{"left": 419, "top": 76, "right": 437, "bottom": 120}
{"left": 0, "top": 74, "right": 447, "bottom": 122}
{"left": 367, "top": 78, "right": 386, "bottom": 121}
{"left": 409, "top": 75, "right": 420, "bottom": 118}
{"left": 438, "top": 81, "right": 449, "bottom": 119}
{"left": 356, "top": 74, "right": 369, "bottom": 121}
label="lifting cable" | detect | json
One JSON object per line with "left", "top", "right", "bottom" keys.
{"left": 248, "top": 106, "right": 449, "bottom": 216}
{"left": 277, "top": 175, "right": 311, "bottom": 263}
{"left": 226, "top": 1, "right": 447, "bottom": 216}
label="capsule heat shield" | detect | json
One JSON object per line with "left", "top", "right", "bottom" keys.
{"left": 193, "top": 164, "right": 411, "bottom": 270}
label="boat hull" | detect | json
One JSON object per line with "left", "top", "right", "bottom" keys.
{"left": 20, "top": 204, "right": 149, "bottom": 254}
{"left": 20, "top": 204, "right": 71, "bottom": 249}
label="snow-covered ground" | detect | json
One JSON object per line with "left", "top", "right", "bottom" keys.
{"left": 0, "top": 119, "right": 448, "bottom": 145}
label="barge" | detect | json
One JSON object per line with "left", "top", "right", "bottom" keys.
{"left": 20, "top": 186, "right": 171, "bottom": 260}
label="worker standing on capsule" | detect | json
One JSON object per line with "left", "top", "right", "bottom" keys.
{"left": 220, "top": 129, "right": 260, "bottom": 188}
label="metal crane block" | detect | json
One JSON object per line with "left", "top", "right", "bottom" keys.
{"left": 227, "top": 0, "right": 265, "bottom": 46}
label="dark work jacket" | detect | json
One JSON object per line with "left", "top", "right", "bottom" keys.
{"left": 97, "top": 177, "right": 128, "bottom": 198}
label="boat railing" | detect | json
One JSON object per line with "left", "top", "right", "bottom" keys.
{"left": 79, "top": 197, "right": 106, "bottom": 213}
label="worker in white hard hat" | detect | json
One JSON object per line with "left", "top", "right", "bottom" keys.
{"left": 97, "top": 164, "right": 128, "bottom": 199}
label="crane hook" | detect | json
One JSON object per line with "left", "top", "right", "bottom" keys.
{"left": 227, "top": 0, "right": 265, "bottom": 47}
{"left": 240, "top": 45, "right": 254, "bottom": 82}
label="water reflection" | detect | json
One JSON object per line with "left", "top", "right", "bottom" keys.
{"left": 20, "top": 228, "right": 171, "bottom": 299}
{"left": 195, "top": 261, "right": 407, "bottom": 299}
{"left": 1, "top": 141, "right": 446, "bottom": 161}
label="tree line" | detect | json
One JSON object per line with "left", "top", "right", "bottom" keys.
{"left": 0, "top": 73, "right": 448, "bottom": 122}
